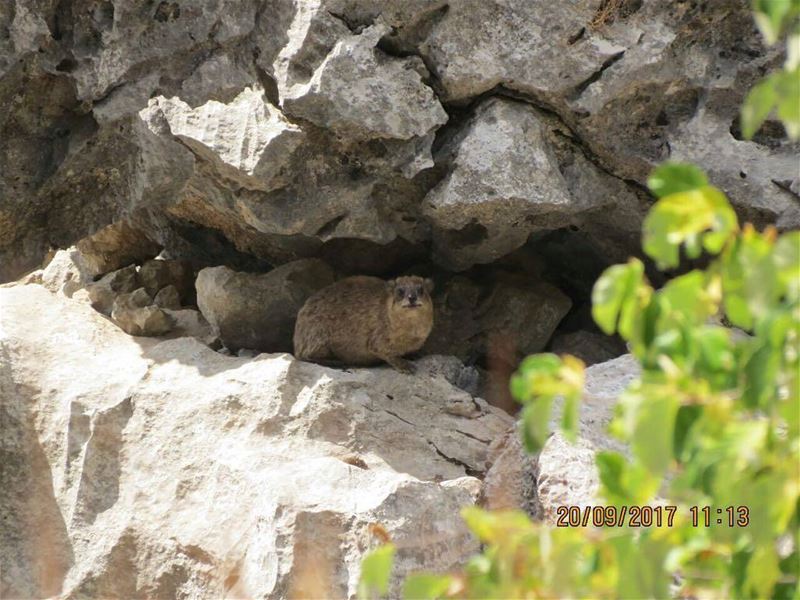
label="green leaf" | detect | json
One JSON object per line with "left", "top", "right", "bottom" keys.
{"left": 643, "top": 185, "right": 738, "bottom": 269}
{"left": 776, "top": 66, "right": 800, "bottom": 139}
{"left": 521, "top": 398, "right": 553, "bottom": 454}
{"left": 774, "top": 231, "right": 800, "bottom": 301}
{"left": 721, "top": 228, "right": 779, "bottom": 330}
{"left": 561, "top": 390, "right": 579, "bottom": 444}
{"left": 752, "top": 0, "right": 792, "bottom": 44}
{"left": 647, "top": 163, "right": 708, "bottom": 198}
{"left": 659, "top": 270, "right": 718, "bottom": 324}
{"left": 596, "top": 451, "right": 629, "bottom": 500}
{"left": 745, "top": 544, "right": 781, "bottom": 598}
{"left": 630, "top": 389, "right": 679, "bottom": 477}
{"left": 460, "top": 507, "right": 533, "bottom": 544}
{"left": 403, "top": 574, "right": 453, "bottom": 600}
{"left": 741, "top": 75, "right": 778, "bottom": 139}
{"left": 358, "top": 544, "right": 396, "bottom": 600}
{"left": 742, "top": 341, "right": 780, "bottom": 408}
{"left": 592, "top": 259, "right": 648, "bottom": 337}
{"left": 673, "top": 405, "right": 702, "bottom": 461}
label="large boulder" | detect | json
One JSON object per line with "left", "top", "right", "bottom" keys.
{"left": 0, "top": 284, "right": 511, "bottom": 599}
{"left": 196, "top": 259, "right": 337, "bottom": 352}
{"left": 423, "top": 97, "right": 643, "bottom": 271}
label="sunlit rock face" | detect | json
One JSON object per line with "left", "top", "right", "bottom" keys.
{"left": 0, "top": 284, "right": 512, "bottom": 598}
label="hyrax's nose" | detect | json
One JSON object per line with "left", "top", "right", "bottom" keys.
{"left": 408, "top": 292, "right": 418, "bottom": 303}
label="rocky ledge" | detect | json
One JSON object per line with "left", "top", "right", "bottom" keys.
{"left": 1, "top": 281, "right": 637, "bottom": 598}
{"left": 1, "top": 284, "right": 511, "bottom": 598}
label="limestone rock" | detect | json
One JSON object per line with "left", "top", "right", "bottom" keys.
{"left": 282, "top": 24, "right": 447, "bottom": 140}
{"left": 76, "top": 221, "right": 162, "bottom": 278}
{"left": 40, "top": 247, "right": 93, "bottom": 297}
{"left": 196, "top": 259, "right": 336, "bottom": 353}
{"left": 111, "top": 288, "right": 173, "bottom": 337}
{"left": 423, "top": 98, "right": 641, "bottom": 270}
{"left": 419, "top": 0, "right": 621, "bottom": 103}
{"left": 0, "top": 285, "right": 512, "bottom": 599}
{"left": 153, "top": 285, "right": 182, "bottom": 310}
{"left": 144, "top": 87, "right": 304, "bottom": 192}
{"left": 162, "top": 309, "right": 218, "bottom": 347}
{"left": 86, "top": 265, "right": 141, "bottom": 315}
{"left": 139, "top": 259, "right": 194, "bottom": 305}
{"left": 549, "top": 330, "right": 627, "bottom": 366}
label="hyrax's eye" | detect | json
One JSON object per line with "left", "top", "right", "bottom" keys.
{"left": 396, "top": 287, "right": 405, "bottom": 298}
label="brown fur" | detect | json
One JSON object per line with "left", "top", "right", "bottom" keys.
{"left": 293, "top": 275, "right": 434, "bottom": 372}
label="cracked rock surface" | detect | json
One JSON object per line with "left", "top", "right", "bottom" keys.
{"left": 2, "top": 0, "right": 797, "bottom": 281}
{"left": 0, "top": 284, "right": 511, "bottom": 599}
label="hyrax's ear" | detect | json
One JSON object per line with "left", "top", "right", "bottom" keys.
{"left": 424, "top": 278, "right": 434, "bottom": 294}
{"left": 386, "top": 279, "right": 397, "bottom": 291}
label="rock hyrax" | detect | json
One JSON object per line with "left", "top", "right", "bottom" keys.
{"left": 293, "top": 275, "right": 434, "bottom": 373}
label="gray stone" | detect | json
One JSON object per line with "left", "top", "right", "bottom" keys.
{"left": 144, "top": 87, "right": 305, "bottom": 192}
{"left": 110, "top": 288, "right": 173, "bottom": 337}
{"left": 40, "top": 247, "right": 93, "bottom": 297}
{"left": 0, "top": 284, "right": 511, "bottom": 599}
{"left": 153, "top": 285, "right": 182, "bottom": 310}
{"left": 423, "top": 98, "right": 642, "bottom": 270}
{"left": 86, "top": 265, "right": 141, "bottom": 315}
{"left": 281, "top": 23, "right": 447, "bottom": 140}
{"left": 419, "top": 0, "right": 621, "bottom": 103}
{"left": 139, "top": 259, "right": 194, "bottom": 304}
{"left": 550, "top": 330, "right": 627, "bottom": 366}
{"left": 162, "top": 308, "right": 218, "bottom": 347}
{"left": 196, "top": 259, "right": 336, "bottom": 353}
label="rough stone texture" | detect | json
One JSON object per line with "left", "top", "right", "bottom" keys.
{"left": 0, "top": 285, "right": 511, "bottom": 599}
{"left": 146, "top": 87, "right": 304, "bottom": 192}
{"left": 425, "top": 274, "right": 572, "bottom": 361}
{"left": 482, "top": 354, "right": 639, "bottom": 523}
{"left": 40, "top": 246, "right": 93, "bottom": 297}
{"left": 85, "top": 265, "right": 141, "bottom": 315}
{"left": 281, "top": 23, "right": 447, "bottom": 140}
{"left": 139, "top": 259, "right": 195, "bottom": 305}
{"left": 550, "top": 330, "right": 628, "bottom": 366}
{"left": 153, "top": 285, "right": 182, "bottom": 310}
{"left": 76, "top": 221, "right": 162, "bottom": 277}
{"left": 110, "top": 288, "right": 173, "bottom": 337}
{"left": 162, "top": 309, "right": 218, "bottom": 347}
{"left": 423, "top": 97, "right": 645, "bottom": 270}
{"left": 3, "top": 0, "right": 795, "bottom": 285}
{"left": 196, "top": 259, "right": 337, "bottom": 352}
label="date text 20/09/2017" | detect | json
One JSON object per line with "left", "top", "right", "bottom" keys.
{"left": 555, "top": 505, "right": 750, "bottom": 528}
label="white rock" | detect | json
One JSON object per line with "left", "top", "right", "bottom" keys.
{"left": 281, "top": 24, "right": 448, "bottom": 140}
{"left": 41, "top": 247, "right": 93, "bottom": 297}
{"left": 0, "top": 285, "right": 512, "bottom": 598}
{"left": 141, "top": 87, "right": 304, "bottom": 191}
